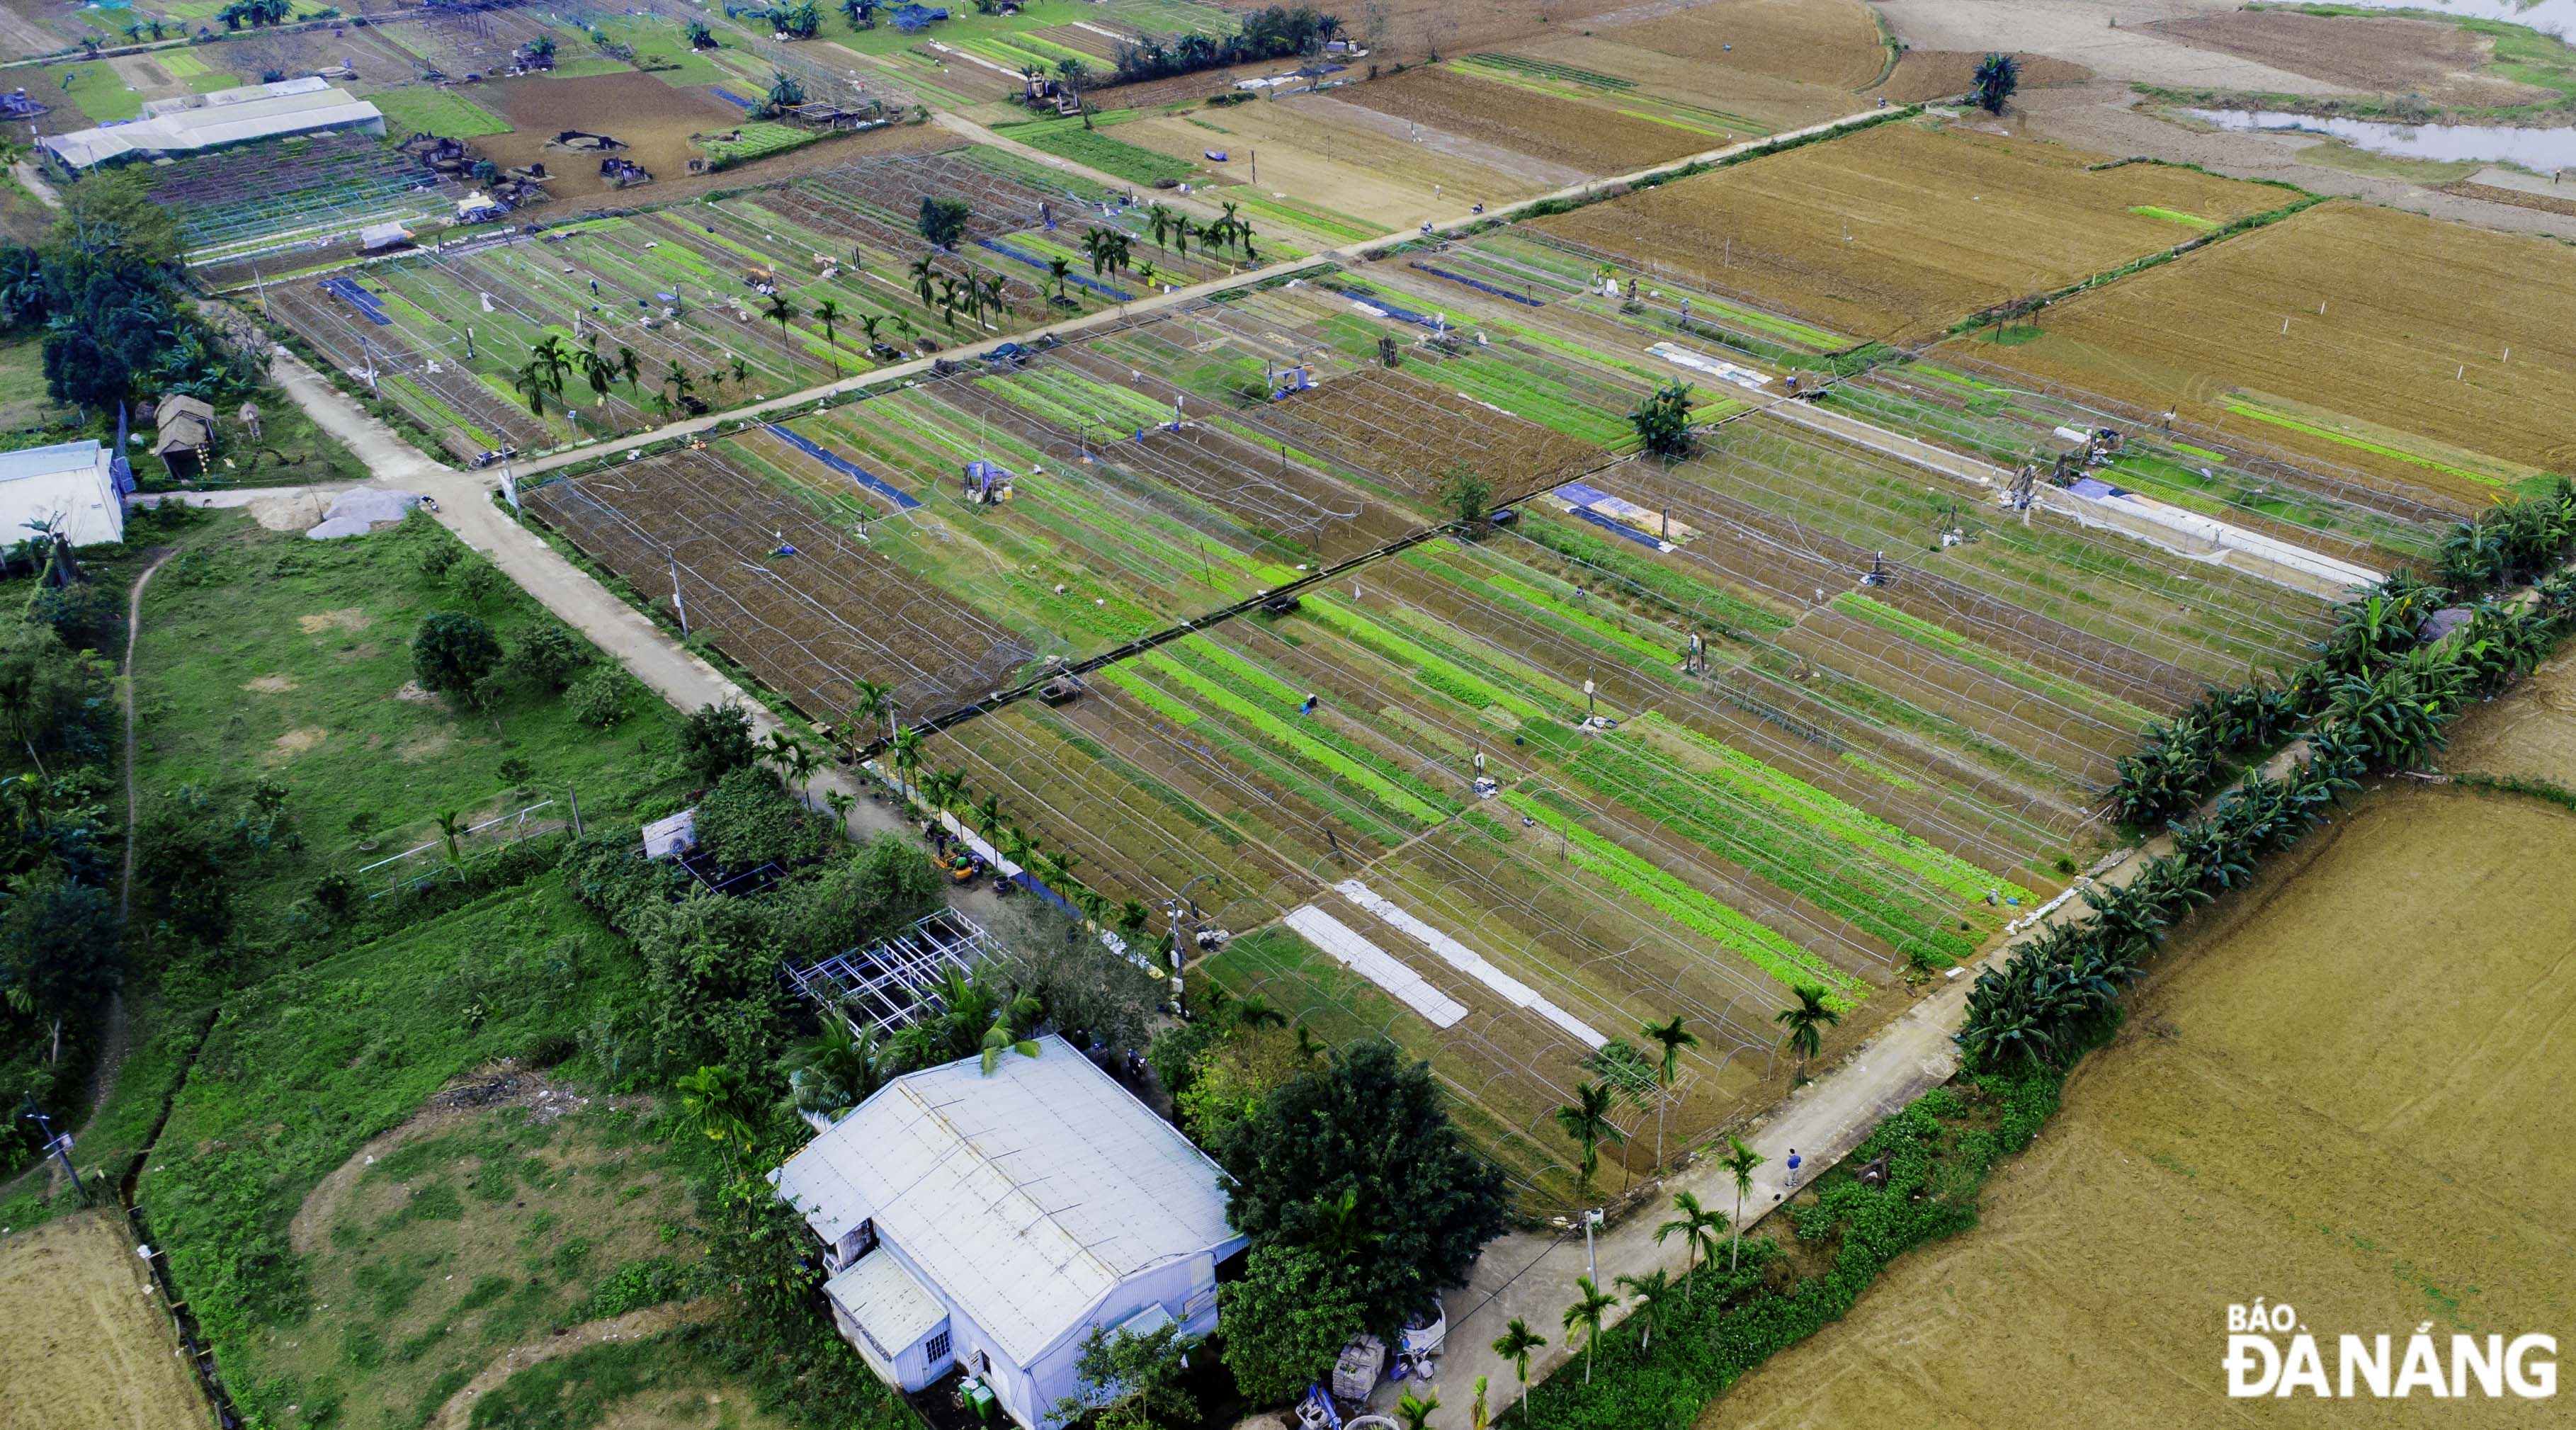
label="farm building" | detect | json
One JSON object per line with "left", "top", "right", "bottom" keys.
{"left": 771, "top": 1036, "right": 1244, "bottom": 1427}
{"left": 0, "top": 439, "right": 125, "bottom": 547}
{"left": 151, "top": 396, "right": 217, "bottom": 479}
{"left": 40, "top": 77, "right": 385, "bottom": 174}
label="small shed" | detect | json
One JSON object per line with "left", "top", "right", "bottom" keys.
{"left": 151, "top": 396, "right": 218, "bottom": 479}
{"left": 0, "top": 440, "right": 123, "bottom": 548}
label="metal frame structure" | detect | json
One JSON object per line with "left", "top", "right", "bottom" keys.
{"left": 783, "top": 907, "right": 999, "bottom": 1037}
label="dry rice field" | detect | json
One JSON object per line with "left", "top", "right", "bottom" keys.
{"left": 1706, "top": 781, "right": 2576, "bottom": 1429}
{"left": 1596, "top": 0, "right": 1890, "bottom": 89}
{"left": 1940, "top": 201, "right": 2576, "bottom": 507}
{"left": 1532, "top": 119, "right": 2290, "bottom": 341}
{"left": 1336, "top": 65, "right": 1718, "bottom": 176}
{"left": 0, "top": 1210, "right": 204, "bottom": 1430}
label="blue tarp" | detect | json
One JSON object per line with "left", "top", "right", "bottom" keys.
{"left": 1346, "top": 286, "right": 1443, "bottom": 329}
{"left": 1556, "top": 482, "right": 1614, "bottom": 507}
{"left": 1411, "top": 260, "right": 1543, "bottom": 307}
{"left": 319, "top": 276, "right": 391, "bottom": 326}
{"left": 972, "top": 239, "right": 1133, "bottom": 301}
{"left": 712, "top": 87, "right": 758, "bottom": 109}
{"left": 764, "top": 424, "right": 922, "bottom": 510}
{"left": 1570, "top": 505, "right": 1664, "bottom": 550}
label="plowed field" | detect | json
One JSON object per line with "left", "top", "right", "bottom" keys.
{"left": 0, "top": 1210, "right": 203, "bottom": 1430}
{"left": 1336, "top": 65, "right": 1717, "bottom": 175}
{"left": 1531, "top": 119, "right": 2291, "bottom": 340}
{"left": 1600, "top": 0, "right": 1890, "bottom": 89}
{"left": 1939, "top": 201, "right": 2576, "bottom": 506}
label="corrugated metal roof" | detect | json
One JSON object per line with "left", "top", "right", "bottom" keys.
{"left": 827, "top": 1247, "right": 948, "bottom": 1354}
{"left": 774, "top": 1035, "right": 1238, "bottom": 1367}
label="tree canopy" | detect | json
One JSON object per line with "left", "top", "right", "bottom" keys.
{"left": 1216, "top": 1040, "right": 1510, "bottom": 1336}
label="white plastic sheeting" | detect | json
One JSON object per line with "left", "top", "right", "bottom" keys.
{"left": 1281, "top": 904, "right": 1468, "bottom": 1028}
{"left": 1332, "top": 880, "right": 1606, "bottom": 1048}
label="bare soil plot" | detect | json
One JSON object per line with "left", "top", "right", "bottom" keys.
{"left": 2148, "top": 9, "right": 2555, "bottom": 108}
{"left": 1507, "top": 33, "right": 1863, "bottom": 131}
{"left": 475, "top": 71, "right": 743, "bottom": 200}
{"left": 1708, "top": 783, "right": 2576, "bottom": 1428}
{"left": 1334, "top": 64, "right": 1717, "bottom": 176}
{"left": 1529, "top": 118, "right": 2291, "bottom": 341}
{"left": 1267, "top": 365, "right": 1604, "bottom": 501}
{"left": 1942, "top": 200, "right": 2576, "bottom": 505}
{"left": 1598, "top": 0, "right": 1890, "bottom": 90}
{"left": 0, "top": 1210, "right": 204, "bottom": 1430}
{"left": 1873, "top": 48, "right": 2091, "bottom": 104}
{"left": 1109, "top": 103, "right": 1548, "bottom": 227}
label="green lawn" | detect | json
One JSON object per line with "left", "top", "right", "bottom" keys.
{"left": 129, "top": 511, "right": 691, "bottom": 917}
{"left": 43, "top": 64, "right": 145, "bottom": 123}
{"left": 368, "top": 84, "right": 513, "bottom": 140}
{"left": 999, "top": 115, "right": 1199, "bottom": 186}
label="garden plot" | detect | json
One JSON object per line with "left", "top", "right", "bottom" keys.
{"left": 140, "top": 132, "right": 454, "bottom": 263}
{"left": 525, "top": 443, "right": 1040, "bottom": 722}
{"left": 1935, "top": 200, "right": 2576, "bottom": 507}
{"left": 1530, "top": 118, "right": 2294, "bottom": 341}
{"left": 1242, "top": 365, "right": 1603, "bottom": 504}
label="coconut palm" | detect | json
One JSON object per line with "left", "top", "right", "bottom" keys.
{"left": 1656, "top": 1189, "right": 1726, "bottom": 1300}
{"left": 1561, "top": 1276, "right": 1616, "bottom": 1384}
{"left": 1641, "top": 1014, "right": 1696, "bottom": 1168}
{"left": 791, "top": 1014, "right": 886, "bottom": 1119}
{"left": 1614, "top": 1268, "right": 1679, "bottom": 1356}
{"left": 1774, "top": 983, "right": 1839, "bottom": 1080}
{"left": 979, "top": 992, "right": 1044, "bottom": 1074}
{"left": 814, "top": 297, "right": 843, "bottom": 375}
{"left": 764, "top": 291, "right": 800, "bottom": 356}
{"left": 1553, "top": 1080, "right": 1625, "bottom": 1198}
{"left": 1491, "top": 1319, "right": 1545, "bottom": 1412}
{"left": 1394, "top": 1390, "right": 1439, "bottom": 1430}
{"left": 1717, "top": 1135, "right": 1765, "bottom": 1271}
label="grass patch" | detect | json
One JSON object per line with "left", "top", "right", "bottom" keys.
{"left": 1002, "top": 118, "right": 1200, "bottom": 186}
{"left": 370, "top": 86, "right": 514, "bottom": 140}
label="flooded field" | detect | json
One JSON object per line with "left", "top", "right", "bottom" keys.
{"left": 1706, "top": 770, "right": 2576, "bottom": 1426}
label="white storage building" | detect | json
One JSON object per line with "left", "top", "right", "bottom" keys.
{"left": 771, "top": 1035, "right": 1245, "bottom": 1428}
{"left": 0, "top": 439, "right": 125, "bottom": 547}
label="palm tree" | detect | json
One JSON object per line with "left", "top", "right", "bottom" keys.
{"left": 858, "top": 312, "right": 885, "bottom": 357}
{"left": 973, "top": 793, "right": 1002, "bottom": 834}
{"left": 1718, "top": 1135, "right": 1765, "bottom": 1271}
{"left": 909, "top": 254, "right": 938, "bottom": 307}
{"left": 728, "top": 353, "right": 751, "bottom": 390}
{"left": 849, "top": 676, "right": 893, "bottom": 740}
{"left": 1303, "top": 1185, "right": 1382, "bottom": 1260}
{"left": 1393, "top": 1389, "right": 1439, "bottom": 1430}
{"left": 813, "top": 297, "right": 843, "bottom": 375}
{"left": 919, "top": 768, "right": 965, "bottom": 817}
{"left": 1553, "top": 1081, "right": 1625, "bottom": 1197}
{"left": 1491, "top": 1319, "right": 1545, "bottom": 1412}
{"left": 1171, "top": 216, "right": 1193, "bottom": 261}
{"left": 1082, "top": 226, "right": 1112, "bottom": 278}
{"left": 1561, "top": 1276, "right": 1616, "bottom": 1385}
{"left": 675, "top": 1063, "right": 762, "bottom": 1170}
{"left": 824, "top": 788, "right": 855, "bottom": 829}
{"left": 1137, "top": 260, "right": 1158, "bottom": 293}
{"left": 1145, "top": 201, "right": 1176, "bottom": 248}
{"left": 980, "top": 992, "right": 1043, "bottom": 1074}
{"left": 529, "top": 332, "right": 576, "bottom": 392}
{"left": 1468, "top": 1376, "right": 1489, "bottom": 1430}
{"left": 1048, "top": 254, "right": 1072, "bottom": 305}
{"left": 1775, "top": 984, "right": 1840, "bottom": 1080}
{"left": 1108, "top": 231, "right": 1133, "bottom": 276}
{"left": 1614, "top": 1269, "right": 1678, "bottom": 1356}
{"left": 435, "top": 807, "right": 467, "bottom": 866}
{"left": 1641, "top": 1014, "right": 1696, "bottom": 1169}
{"left": 791, "top": 1014, "right": 885, "bottom": 1119}
{"left": 766, "top": 291, "right": 800, "bottom": 356}
{"left": 616, "top": 344, "right": 642, "bottom": 387}
{"left": 979, "top": 273, "right": 1006, "bottom": 325}
{"left": 1231, "top": 994, "right": 1287, "bottom": 1031}
{"left": 511, "top": 361, "right": 552, "bottom": 416}
{"left": 890, "top": 723, "right": 925, "bottom": 790}
{"left": 1656, "top": 1190, "right": 1727, "bottom": 1301}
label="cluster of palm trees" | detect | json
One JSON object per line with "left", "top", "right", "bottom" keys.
{"left": 1553, "top": 997, "right": 1836, "bottom": 1199}
{"left": 907, "top": 253, "right": 1011, "bottom": 332}
{"left": 1972, "top": 544, "right": 2576, "bottom": 1068}
{"left": 118, "top": 18, "right": 174, "bottom": 42}
{"left": 215, "top": 0, "right": 291, "bottom": 30}
{"left": 1138, "top": 200, "right": 1260, "bottom": 273}
{"left": 788, "top": 965, "right": 1047, "bottom": 1120}
{"left": 846, "top": 676, "right": 1148, "bottom": 934}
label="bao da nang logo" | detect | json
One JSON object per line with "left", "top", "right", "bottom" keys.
{"left": 2226, "top": 1302, "right": 2557, "bottom": 1400}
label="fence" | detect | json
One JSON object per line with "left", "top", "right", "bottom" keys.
{"left": 351, "top": 797, "right": 574, "bottom": 899}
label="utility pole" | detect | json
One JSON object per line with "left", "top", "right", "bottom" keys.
{"left": 1582, "top": 1207, "right": 1602, "bottom": 1281}
{"left": 666, "top": 547, "right": 688, "bottom": 635}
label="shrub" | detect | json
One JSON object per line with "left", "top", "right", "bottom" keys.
{"left": 694, "top": 767, "right": 813, "bottom": 870}
{"left": 505, "top": 623, "right": 591, "bottom": 692}
{"left": 917, "top": 195, "right": 971, "bottom": 248}
{"left": 411, "top": 612, "right": 501, "bottom": 694}
{"left": 676, "top": 703, "right": 756, "bottom": 785}
{"left": 566, "top": 666, "right": 634, "bottom": 727}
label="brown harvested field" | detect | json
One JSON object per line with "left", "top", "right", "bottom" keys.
{"left": 1510, "top": 33, "right": 1867, "bottom": 131}
{"left": 1598, "top": 0, "right": 1890, "bottom": 89}
{"left": 1873, "top": 49, "right": 2092, "bottom": 105}
{"left": 1268, "top": 366, "right": 1601, "bottom": 499}
{"left": 0, "top": 1210, "right": 205, "bottom": 1430}
{"left": 1941, "top": 200, "right": 2576, "bottom": 506}
{"left": 2148, "top": 9, "right": 2557, "bottom": 108}
{"left": 475, "top": 71, "right": 742, "bottom": 200}
{"left": 1529, "top": 118, "right": 2291, "bottom": 341}
{"left": 1334, "top": 65, "right": 1716, "bottom": 176}
{"left": 1710, "top": 780, "right": 2576, "bottom": 1429}
{"left": 2441, "top": 180, "right": 2576, "bottom": 220}
{"left": 1112, "top": 102, "right": 1548, "bottom": 227}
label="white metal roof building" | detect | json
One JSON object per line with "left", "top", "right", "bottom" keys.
{"left": 0, "top": 440, "right": 125, "bottom": 547}
{"left": 773, "top": 1035, "right": 1245, "bottom": 1426}
{"left": 40, "top": 79, "right": 385, "bottom": 171}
